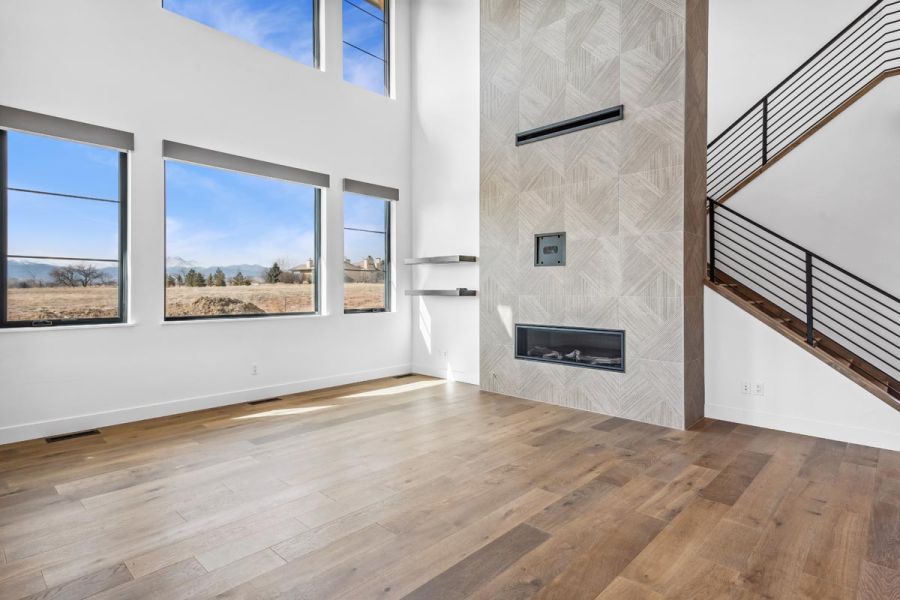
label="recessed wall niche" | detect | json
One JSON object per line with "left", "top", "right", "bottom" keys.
{"left": 534, "top": 232, "right": 565, "bottom": 267}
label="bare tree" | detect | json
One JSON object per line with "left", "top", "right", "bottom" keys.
{"left": 51, "top": 264, "right": 105, "bottom": 288}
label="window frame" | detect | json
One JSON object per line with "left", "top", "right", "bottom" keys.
{"left": 161, "top": 0, "right": 322, "bottom": 70}
{"left": 343, "top": 194, "right": 391, "bottom": 314}
{"left": 0, "top": 128, "right": 129, "bottom": 329}
{"left": 342, "top": 0, "right": 391, "bottom": 96}
{"left": 162, "top": 156, "right": 322, "bottom": 323}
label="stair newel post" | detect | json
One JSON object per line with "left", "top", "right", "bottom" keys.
{"left": 708, "top": 199, "right": 717, "bottom": 283}
{"left": 762, "top": 97, "right": 769, "bottom": 165}
{"left": 805, "top": 252, "right": 815, "bottom": 345}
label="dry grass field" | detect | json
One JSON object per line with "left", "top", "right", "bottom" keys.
{"left": 8, "top": 286, "right": 119, "bottom": 321}
{"left": 166, "top": 284, "right": 315, "bottom": 317}
{"left": 7, "top": 283, "right": 386, "bottom": 321}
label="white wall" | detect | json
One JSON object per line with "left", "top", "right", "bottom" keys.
{"left": 709, "top": 0, "right": 871, "bottom": 138}
{"left": 727, "top": 76, "right": 900, "bottom": 295}
{"left": 0, "top": 0, "right": 412, "bottom": 444}
{"left": 408, "top": 1, "right": 480, "bottom": 384}
{"left": 705, "top": 288, "right": 900, "bottom": 451}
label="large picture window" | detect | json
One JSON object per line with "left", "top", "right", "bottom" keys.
{"left": 1, "top": 129, "right": 127, "bottom": 328}
{"left": 344, "top": 189, "right": 391, "bottom": 313}
{"left": 343, "top": 0, "right": 389, "bottom": 95}
{"left": 163, "top": 0, "right": 319, "bottom": 68}
{"left": 164, "top": 147, "right": 322, "bottom": 320}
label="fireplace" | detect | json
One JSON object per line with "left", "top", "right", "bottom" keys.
{"left": 515, "top": 324, "right": 625, "bottom": 372}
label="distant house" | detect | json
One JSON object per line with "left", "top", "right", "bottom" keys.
{"left": 290, "top": 256, "right": 385, "bottom": 284}
{"left": 289, "top": 258, "right": 316, "bottom": 284}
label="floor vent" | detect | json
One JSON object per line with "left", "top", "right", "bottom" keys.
{"left": 248, "top": 397, "right": 282, "bottom": 406}
{"left": 46, "top": 429, "right": 101, "bottom": 443}
{"left": 393, "top": 373, "right": 415, "bottom": 379}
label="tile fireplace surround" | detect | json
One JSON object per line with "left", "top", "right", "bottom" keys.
{"left": 479, "top": 0, "right": 709, "bottom": 429}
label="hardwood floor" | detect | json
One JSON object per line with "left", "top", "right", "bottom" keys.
{"left": 0, "top": 375, "right": 898, "bottom": 599}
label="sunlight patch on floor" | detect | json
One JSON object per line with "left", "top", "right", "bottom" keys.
{"left": 234, "top": 405, "right": 335, "bottom": 420}
{"left": 341, "top": 379, "right": 446, "bottom": 398}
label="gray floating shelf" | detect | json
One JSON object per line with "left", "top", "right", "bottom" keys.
{"left": 405, "top": 288, "right": 477, "bottom": 297}
{"left": 404, "top": 255, "right": 478, "bottom": 265}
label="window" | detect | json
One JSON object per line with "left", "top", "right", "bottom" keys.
{"left": 164, "top": 145, "right": 322, "bottom": 320}
{"left": 162, "top": 0, "right": 319, "bottom": 67}
{"left": 343, "top": 0, "right": 389, "bottom": 95}
{"left": 344, "top": 191, "right": 390, "bottom": 312}
{"left": 1, "top": 130, "right": 127, "bottom": 328}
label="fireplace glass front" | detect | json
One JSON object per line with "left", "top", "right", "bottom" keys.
{"left": 515, "top": 324, "right": 625, "bottom": 372}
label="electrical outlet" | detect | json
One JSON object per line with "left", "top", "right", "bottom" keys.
{"left": 441, "top": 350, "right": 448, "bottom": 359}
{"left": 251, "top": 364, "right": 258, "bottom": 376}
{"left": 741, "top": 381, "right": 752, "bottom": 394}
{"left": 752, "top": 382, "right": 765, "bottom": 396}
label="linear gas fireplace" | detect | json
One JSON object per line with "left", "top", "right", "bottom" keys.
{"left": 515, "top": 324, "right": 625, "bottom": 372}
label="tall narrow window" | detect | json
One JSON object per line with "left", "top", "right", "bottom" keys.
{"left": 343, "top": 0, "right": 389, "bottom": 95}
{"left": 343, "top": 183, "right": 392, "bottom": 313}
{"left": 1, "top": 130, "right": 127, "bottom": 327}
{"left": 164, "top": 143, "right": 324, "bottom": 320}
{"left": 163, "top": 0, "right": 319, "bottom": 68}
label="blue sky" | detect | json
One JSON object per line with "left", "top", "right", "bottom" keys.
{"left": 163, "top": 0, "right": 388, "bottom": 94}
{"left": 166, "top": 165, "right": 387, "bottom": 268}
{"left": 166, "top": 161, "right": 318, "bottom": 268}
{"left": 7, "top": 131, "right": 120, "bottom": 261}
{"left": 164, "top": 0, "right": 316, "bottom": 66}
{"left": 342, "top": 0, "right": 387, "bottom": 94}
{"left": 7, "top": 131, "right": 385, "bottom": 270}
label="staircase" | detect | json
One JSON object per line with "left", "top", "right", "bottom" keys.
{"left": 707, "top": 200, "right": 900, "bottom": 409}
{"left": 707, "top": 0, "right": 900, "bottom": 202}
{"left": 705, "top": 0, "right": 900, "bottom": 409}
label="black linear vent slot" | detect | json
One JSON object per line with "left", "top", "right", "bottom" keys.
{"left": 46, "top": 429, "right": 101, "bottom": 443}
{"left": 516, "top": 105, "right": 624, "bottom": 146}
{"left": 393, "top": 373, "right": 415, "bottom": 379}
{"left": 248, "top": 397, "right": 282, "bottom": 406}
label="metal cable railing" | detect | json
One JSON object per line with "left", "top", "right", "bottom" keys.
{"left": 708, "top": 199, "right": 900, "bottom": 394}
{"left": 707, "top": 0, "right": 900, "bottom": 201}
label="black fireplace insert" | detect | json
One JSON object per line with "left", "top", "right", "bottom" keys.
{"left": 515, "top": 324, "right": 625, "bottom": 372}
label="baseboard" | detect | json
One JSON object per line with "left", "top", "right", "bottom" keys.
{"left": 706, "top": 402, "right": 900, "bottom": 452}
{"left": 0, "top": 364, "right": 412, "bottom": 446}
{"left": 412, "top": 362, "right": 479, "bottom": 385}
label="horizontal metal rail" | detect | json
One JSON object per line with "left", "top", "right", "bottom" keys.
{"left": 707, "top": 0, "right": 900, "bottom": 200}
{"left": 708, "top": 198, "right": 900, "bottom": 389}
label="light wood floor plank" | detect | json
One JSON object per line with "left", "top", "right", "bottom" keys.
{"left": 0, "top": 376, "right": 896, "bottom": 598}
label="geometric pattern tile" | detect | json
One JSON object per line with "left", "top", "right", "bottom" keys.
{"left": 564, "top": 177, "right": 619, "bottom": 240}
{"left": 621, "top": 36, "right": 685, "bottom": 113}
{"left": 620, "top": 232, "right": 684, "bottom": 297}
{"left": 619, "top": 295, "right": 684, "bottom": 362}
{"left": 565, "top": 123, "right": 621, "bottom": 182}
{"left": 620, "top": 166, "right": 683, "bottom": 235}
{"left": 563, "top": 236, "right": 621, "bottom": 297}
{"left": 621, "top": 358, "right": 685, "bottom": 428}
{"left": 620, "top": 99, "right": 685, "bottom": 175}
{"left": 621, "top": 0, "right": 686, "bottom": 54}
{"left": 481, "top": 0, "right": 707, "bottom": 429}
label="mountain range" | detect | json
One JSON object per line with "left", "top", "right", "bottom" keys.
{"left": 8, "top": 258, "right": 274, "bottom": 283}
{"left": 165, "top": 257, "right": 270, "bottom": 279}
{"left": 8, "top": 260, "right": 119, "bottom": 283}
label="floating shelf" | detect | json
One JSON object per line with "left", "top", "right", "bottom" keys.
{"left": 404, "top": 255, "right": 478, "bottom": 265}
{"left": 405, "top": 288, "right": 477, "bottom": 297}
